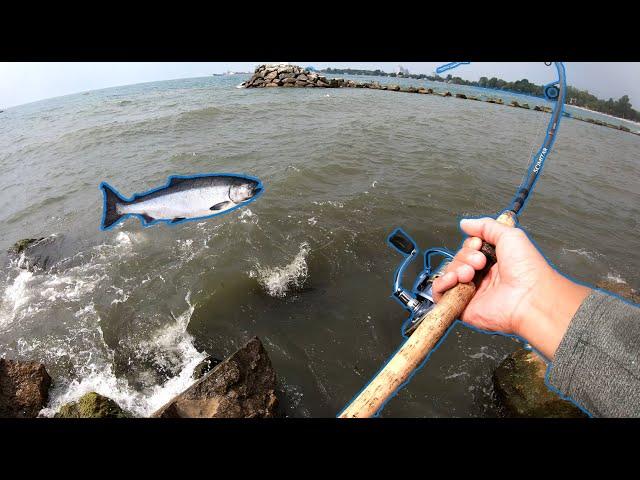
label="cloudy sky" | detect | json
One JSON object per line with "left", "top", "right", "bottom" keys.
{"left": 1, "top": 62, "right": 638, "bottom": 110}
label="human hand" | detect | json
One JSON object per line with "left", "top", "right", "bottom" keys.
{"left": 432, "top": 217, "right": 591, "bottom": 360}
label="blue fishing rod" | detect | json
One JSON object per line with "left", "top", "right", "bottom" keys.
{"left": 339, "top": 62, "right": 567, "bottom": 418}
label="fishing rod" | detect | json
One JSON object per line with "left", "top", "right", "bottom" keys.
{"left": 339, "top": 62, "right": 566, "bottom": 418}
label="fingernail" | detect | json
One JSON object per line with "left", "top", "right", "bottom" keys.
{"left": 472, "top": 252, "right": 484, "bottom": 262}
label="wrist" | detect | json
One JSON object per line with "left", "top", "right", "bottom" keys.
{"left": 514, "top": 271, "right": 591, "bottom": 361}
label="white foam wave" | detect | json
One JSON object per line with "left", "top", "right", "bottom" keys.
{"left": 561, "top": 247, "right": 601, "bottom": 261}
{"left": 606, "top": 273, "right": 627, "bottom": 284}
{"left": 251, "top": 242, "right": 310, "bottom": 298}
{"left": 2, "top": 230, "right": 206, "bottom": 418}
{"left": 239, "top": 208, "right": 258, "bottom": 224}
{"left": 40, "top": 293, "right": 205, "bottom": 417}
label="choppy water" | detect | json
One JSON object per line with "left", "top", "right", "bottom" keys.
{"left": 0, "top": 74, "right": 638, "bottom": 417}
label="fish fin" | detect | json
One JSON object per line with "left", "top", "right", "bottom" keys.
{"left": 170, "top": 217, "right": 186, "bottom": 224}
{"left": 210, "top": 201, "right": 234, "bottom": 211}
{"left": 140, "top": 214, "right": 155, "bottom": 224}
{"left": 100, "top": 182, "right": 127, "bottom": 229}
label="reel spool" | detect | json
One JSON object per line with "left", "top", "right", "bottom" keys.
{"left": 387, "top": 229, "right": 454, "bottom": 338}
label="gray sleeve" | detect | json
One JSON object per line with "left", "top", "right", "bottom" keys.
{"left": 547, "top": 289, "right": 640, "bottom": 417}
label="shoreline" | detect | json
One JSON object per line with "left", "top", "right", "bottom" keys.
{"left": 243, "top": 65, "right": 640, "bottom": 138}
{"left": 568, "top": 104, "right": 640, "bottom": 127}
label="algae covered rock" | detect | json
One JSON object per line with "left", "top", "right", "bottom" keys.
{"left": 55, "top": 392, "right": 129, "bottom": 418}
{"left": 0, "top": 358, "right": 52, "bottom": 418}
{"left": 493, "top": 349, "right": 586, "bottom": 418}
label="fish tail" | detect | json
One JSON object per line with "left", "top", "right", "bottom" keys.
{"left": 100, "top": 182, "right": 127, "bottom": 229}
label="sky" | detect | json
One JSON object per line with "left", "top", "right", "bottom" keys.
{"left": 1, "top": 62, "right": 638, "bottom": 110}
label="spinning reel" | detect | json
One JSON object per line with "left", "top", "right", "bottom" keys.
{"left": 387, "top": 228, "right": 455, "bottom": 338}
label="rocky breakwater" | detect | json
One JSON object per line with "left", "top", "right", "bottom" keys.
{"left": 241, "top": 65, "right": 640, "bottom": 137}
{"left": 242, "top": 64, "right": 335, "bottom": 89}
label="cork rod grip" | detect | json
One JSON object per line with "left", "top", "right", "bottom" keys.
{"left": 338, "top": 211, "right": 517, "bottom": 418}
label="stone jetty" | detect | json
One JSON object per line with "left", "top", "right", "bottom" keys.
{"left": 242, "top": 64, "right": 640, "bottom": 137}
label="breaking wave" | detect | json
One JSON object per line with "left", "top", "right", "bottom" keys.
{"left": 1, "top": 232, "right": 206, "bottom": 417}
{"left": 251, "top": 242, "right": 310, "bottom": 298}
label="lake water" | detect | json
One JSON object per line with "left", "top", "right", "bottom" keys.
{"left": 0, "top": 73, "right": 638, "bottom": 417}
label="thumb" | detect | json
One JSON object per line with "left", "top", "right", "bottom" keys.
{"left": 460, "top": 217, "right": 514, "bottom": 246}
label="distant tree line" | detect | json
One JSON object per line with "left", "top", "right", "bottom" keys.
{"left": 320, "top": 68, "right": 639, "bottom": 122}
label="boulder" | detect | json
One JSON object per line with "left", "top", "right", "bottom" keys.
{"left": 192, "top": 356, "right": 222, "bottom": 380}
{"left": 265, "top": 71, "right": 278, "bottom": 81}
{"left": 282, "top": 77, "right": 297, "bottom": 84}
{"left": 294, "top": 80, "right": 308, "bottom": 88}
{"left": 493, "top": 349, "right": 586, "bottom": 418}
{"left": 152, "top": 337, "right": 278, "bottom": 418}
{"left": 297, "top": 74, "right": 308, "bottom": 82}
{"left": 54, "top": 392, "right": 129, "bottom": 418}
{"left": 387, "top": 84, "right": 400, "bottom": 91}
{"left": 442, "top": 91, "right": 452, "bottom": 97}
{"left": 455, "top": 93, "right": 467, "bottom": 99}
{"left": 317, "top": 80, "right": 330, "bottom": 87}
{"left": 265, "top": 83, "right": 278, "bottom": 88}
{"left": 7, "top": 234, "right": 62, "bottom": 272}
{"left": 0, "top": 358, "right": 52, "bottom": 418}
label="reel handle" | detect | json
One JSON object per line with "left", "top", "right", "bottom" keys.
{"left": 338, "top": 210, "right": 517, "bottom": 418}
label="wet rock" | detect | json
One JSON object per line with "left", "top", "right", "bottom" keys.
{"left": 493, "top": 349, "right": 586, "bottom": 418}
{"left": 400, "top": 86, "right": 417, "bottom": 93}
{"left": 192, "top": 356, "right": 222, "bottom": 380}
{"left": 442, "top": 91, "right": 452, "bottom": 97}
{"left": 152, "top": 337, "right": 278, "bottom": 418}
{"left": 455, "top": 93, "right": 467, "bottom": 99}
{"left": 596, "top": 279, "right": 640, "bottom": 303}
{"left": 7, "top": 234, "right": 62, "bottom": 272}
{"left": 387, "top": 84, "right": 400, "bottom": 91}
{"left": 0, "top": 358, "right": 52, "bottom": 418}
{"left": 54, "top": 392, "right": 129, "bottom": 418}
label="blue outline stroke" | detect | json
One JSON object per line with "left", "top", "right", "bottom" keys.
{"left": 99, "top": 172, "right": 264, "bottom": 231}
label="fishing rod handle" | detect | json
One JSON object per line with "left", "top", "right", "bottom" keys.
{"left": 338, "top": 211, "right": 516, "bottom": 419}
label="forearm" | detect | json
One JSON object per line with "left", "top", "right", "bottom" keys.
{"left": 516, "top": 271, "right": 591, "bottom": 361}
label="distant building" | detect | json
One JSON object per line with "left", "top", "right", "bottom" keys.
{"left": 395, "top": 65, "right": 410, "bottom": 76}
